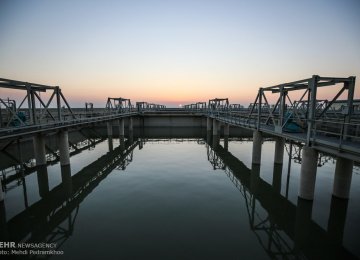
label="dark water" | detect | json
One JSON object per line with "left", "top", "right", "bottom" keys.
{"left": 1, "top": 134, "right": 360, "bottom": 259}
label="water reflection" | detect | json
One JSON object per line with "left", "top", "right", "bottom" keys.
{"left": 0, "top": 200, "right": 6, "bottom": 239}
{"left": 0, "top": 134, "right": 105, "bottom": 191}
{"left": 205, "top": 138, "right": 357, "bottom": 259}
{"left": 0, "top": 132, "right": 358, "bottom": 259}
{"left": 272, "top": 163, "right": 282, "bottom": 194}
{"left": 36, "top": 165, "right": 49, "bottom": 198}
{"left": 328, "top": 196, "right": 349, "bottom": 245}
{"left": 107, "top": 136, "right": 113, "bottom": 151}
{"left": 1, "top": 140, "right": 138, "bottom": 252}
{"left": 61, "top": 164, "right": 72, "bottom": 198}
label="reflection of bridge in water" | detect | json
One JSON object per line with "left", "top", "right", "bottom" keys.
{"left": 1, "top": 130, "right": 105, "bottom": 190}
{"left": 206, "top": 137, "right": 357, "bottom": 260}
{"left": 0, "top": 140, "right": 138, "bottom": 251}
{"left": 0, "top": 137, "right": 358, "bottom": 259}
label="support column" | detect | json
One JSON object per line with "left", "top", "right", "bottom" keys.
{"left": 294, "top": 198, "right": 313, "bottom": 251}
{"left": 285, "top": 142, "right": 293, "bottom": 199}
{"left": 120, "top": 136, "right": 125, "bottom": 152}
{"left": 299, "top": 146, "right": 318, "bottom": 200}
{"left": 139, "top": 138, "right": 144, "bottom": 150}
{"left": 58, "top": 130, "right": 70, "bottom": 166}
{"left": 250, "top": 164, "right": 261, "bottom": 195}
{"left": 108, "top": 137, "right": 113, "bottom": 151}
{"left": 327, "top": 196, "right": 348, "bottom": 244}
{"left": 129, "top": 117, "right": 133, "bottom": 132}
{"left": 212, "top": 119, "right": 219, "bottom": 148}
{"left": 333, "top": 157, "right": 353, "bottom": 199}
{"left": 250, "top": 164, "right": 260, "bottom": 228}
{"left": 224, "top": 123, "right": 229, "bottom": 151}
{"left": 107, "top": 121, "right": 113, "bottom": 137}
{"left": 274, "top": 137, "right": 285, "bottom": 164}
{"left": 206, "top": 131, "right": 211, "bottom": 144}
{"left": 252, "top": 131, "right": 262, "bottom": 165}
{"left": 212, "top": 119, "right": 218, "bottom": 136}
{"left": 207, "top": 117, "right": 212, "bottom": 135}
{"left": 119, "top": 119, "right": 124, "bottom": 137}
{"left": 37, "top": 166, "right": 49, "bottom": 198}
{"left": 224, "top": 138, "right": 229, "bottom": 151}
{"left": 33, "top": 134, "right": 49, "bottom": 197}
{"left": 128, "top": 117, "right": 134, "bottom": 143}
{"left": 272, "top": 164, "right": 282, "bottom": 194}
{"left": 224, "top": 123, "right": 229, "bottom": 137}
{"left": 33, "top": 134, "right": 47, "bottom": 166}
{"left": 212, "top": 135, "right": 219, "bottom": 149}
{"left": 119, "top": 119, "right": 125, "bottom": 150}
{"left": 61, "top": 164, "right": 72, "bottom": 198}
{"left": 107, "top": 120, "right": 114, "bottom": 151}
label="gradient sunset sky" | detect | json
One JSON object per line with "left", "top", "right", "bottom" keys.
{"left": 0, "top": 0, "right": 359, "bottom": 107}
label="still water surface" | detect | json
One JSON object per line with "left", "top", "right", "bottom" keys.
{"left": 1, "top": 136, "right": 360, "bottom": 259}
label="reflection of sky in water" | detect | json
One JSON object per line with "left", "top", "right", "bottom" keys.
{"left": 2, "top": 139, "right": 360, "bottom": 259}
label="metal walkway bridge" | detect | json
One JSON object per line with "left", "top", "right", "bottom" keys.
{"left": 189, "top": 76, "right": 360, "bottom": 161}
{"left": 1, "top": 76, "right": 359, "bottom": 161}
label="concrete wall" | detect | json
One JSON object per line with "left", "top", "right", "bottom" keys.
{"left": 142, "top": 115, "right": 205, "bottom": 128}
{"left": 94, "top": 115, "right": 253, "bottom": 138}
{"left": 0, "top": 114, "right": 253, "bottom": 170}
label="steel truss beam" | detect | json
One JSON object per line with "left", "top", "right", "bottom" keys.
{"left": 0, "top": 78, "right": 76, "bottom": 128}
{"left": 136, "top": 101, "right": 166, "bottom": 112}
{"left": 184, "top": 102, "right": 207, "bottom": 110}
{"left": 106, "top": 97, "right": 132, "bottom": 113}
{"left": 208, "top": 98, "right": 229, "bottom": 110}
{"left": 245, "top": 75, "right": 356, "bottom": 145}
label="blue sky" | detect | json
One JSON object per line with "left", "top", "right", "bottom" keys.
{"left": 0, "top": 0, "right": 359, "bottom": 107}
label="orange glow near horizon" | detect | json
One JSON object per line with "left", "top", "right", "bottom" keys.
{"left": 53, "top": 74, "right": 360, "bottom": 107}
{"left": 1, "top": 75, "right": 359, "bottom": 108}
{"left": 48, "top": 74, "right": 264, "bottom": 107}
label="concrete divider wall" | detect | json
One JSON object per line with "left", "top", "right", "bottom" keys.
{"left": 0, "top": 114, "right": 253, "bottom": 170}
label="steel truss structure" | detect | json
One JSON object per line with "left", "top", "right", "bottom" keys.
{"left": 183, "top": 102, "right": 207, "bottom": 110}
{"left": 0, "top": 75, "right": 358, "bottom": 160}
{"left": 206, "top": 75, "right": 359, "bottom": 160}
{"left": 1, "top": 133, "right": 105, "bottom": 188}
{"left": 208, "top": 98, "right": 229, "bottom": 111}
{"left": 229, "top": 104, "right": 244, "bottom": 111}
{"left": 284, "top": 141, "right": 336, "bottom": 166}
{"left": 105, "top": 97, "right": 132, "bottom": 113}
{"left": 0, "top": 78, "right": 76, "bottom": 127}
{"left": 85, "top": 102, "right": 94, "bottom": 113}
{"left": 247, "top": 75, "right": 356, "bottom": 144}
{"left": 136, "top": 102, "right": 166, "bottom": 112}
{"left": 205, "top": 142, "right": 299, "bottom": 259}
